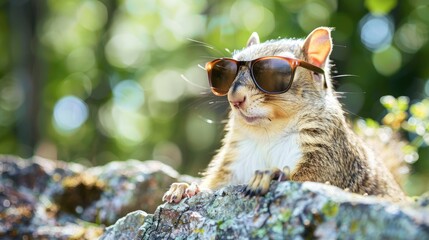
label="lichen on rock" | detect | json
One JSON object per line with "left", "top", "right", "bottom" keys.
{"left": 103, "top": 181, "right": 429, "bottom": 240}
{"left": 2, "top": 155, "right": 429, "bottom": 239}
{"left": 0, "top": 155, "right": 183, "bottom": 239}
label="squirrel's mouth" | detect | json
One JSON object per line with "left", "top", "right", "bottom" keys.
{"left": 237, "top": 111, "right": 266, "bottom": 124}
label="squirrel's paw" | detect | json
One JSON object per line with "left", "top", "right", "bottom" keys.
{"left": 162, "top": 182, "right": 200, "bottom": 203}
{"left": 244, "top": 166, "right": 290, "bottom": 197}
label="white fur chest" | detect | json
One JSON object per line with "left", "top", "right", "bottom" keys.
{"left": 229, "top": 132, "right": 302, "bottom": 184}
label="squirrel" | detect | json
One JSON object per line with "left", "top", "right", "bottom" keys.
{"left": 163, "top": 27, "right": 406, "bottom": 203}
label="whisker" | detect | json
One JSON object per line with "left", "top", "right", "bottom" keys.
{"left": 187, "top": 38, "right": 216, "bottom": 49}
{"left": 183, "top": 95, "right": 228, "bottom": 110}
{"left": 342, "top": 108, "right": 362, "bottom": 118}
{"left": 335, "top": 91, "right": 366, "bottom": 95}
{"left": 198, "top": 64, "right": 206, "bottom": 71}
{"left": 333, "top": 44, "right": 347, "bottom": 48}
{"left": 180, "top": 74, "right": 209, "bottom": 90}
{"left": 199, "top": 91, "right": 213, "bottom": 95}
{"left": 331, "top": 74, "right": 359, "bottom": 79}
{"left": 196, "top": 105, "right": 230, "bottom": 125}
{"left": 198, "top": 56, "right": 224, "bottom": 60}
{"left": 198, "top": 115, "right": 216, "bottom": 124}
{"left": 186, "top": 38, "right": 226, "bottom": 56}
{"left": 335, "top": 91, "right": 366, "bottom": 100}
{"left": 208, "top": 100, "right": 229, "bottom": 105}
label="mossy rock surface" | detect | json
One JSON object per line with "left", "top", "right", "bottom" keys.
{"left": 103, "top": 181, "right": 429, "bottom": 240}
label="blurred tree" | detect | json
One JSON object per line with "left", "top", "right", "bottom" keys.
{"left": 0, "top": 0, "right": 428, "bottom": 195}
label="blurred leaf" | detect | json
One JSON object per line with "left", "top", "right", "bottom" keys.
{"left": 397, "top": 96, "right": 410, "bottom": 111}
{"left": 380, "top": 95, "right": 396, "bottom": 111}
{"left": 365, "top": 118, "right": 379, "bottom": 128}
{"left": 410, "top": 102, "right": 429, "bottom": 120}
{"left": 365, "top": 0, "right": 397, "bottom": 15}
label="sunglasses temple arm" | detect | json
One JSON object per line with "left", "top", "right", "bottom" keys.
{"left": 298, "top": 61, "right": 328, "bottom": 89}
{"left": 323, "top": 74, "right": 328, "bottom": 89}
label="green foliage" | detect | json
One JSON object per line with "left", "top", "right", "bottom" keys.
{"left": 357, "top": 94, "right": 429, "bottom": 194}
{"left": 381, "top": 95, "right": 429, "bottom": 161}
{"left": 380, "top": 95, "right": 409, "bottom": 130}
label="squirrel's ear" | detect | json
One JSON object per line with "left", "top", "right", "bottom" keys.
{"left": 247, "top": 32, "right": 260, "bottom": 47}
{"left": 303, "top": 27, "right": 333, "bottom": 68}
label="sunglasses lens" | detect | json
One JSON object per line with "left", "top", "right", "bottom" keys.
{"left": 207, "top": 59, "right": 237, "bottom": 96}
{"left": 252, "top": 58, "right": 292, "bottom": 93}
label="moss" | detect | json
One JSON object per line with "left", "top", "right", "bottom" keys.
{"left": 252, "top": 228, "right": 267, "bottom": 238}
{"left": 350, "top": 220, "right": 359, "bottom": 233}
{"left": 278, "top": 209, "right": 292, "bottom": 222}
{"left": 193, "top": 228, "right": 204, "bottom": 234}
{"left": 272, "top": 222, "right": 283, "bottom": 234}
{"left": 322, "top": 201, "right": 339, "bottom": 218}
{"left": 218, "top": 219, "right": 234, "bottom": 230}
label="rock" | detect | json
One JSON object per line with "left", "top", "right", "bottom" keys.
{"left": 101, "top": 210, "right": 147, "bottom": 240}
{"left": 3, "top": 154, "right": 429, "bottom": 239}
{"left": 0, "top": 155, "right": 183, "bottom": 239}
{"left": 0, "top": 155, "right": 79, "bottom": 239}
{"left": 78, "top": 159, "right": 182, "bottom": 224}
{"left": 103, "top": 181, "right": 429, "bottom": 240}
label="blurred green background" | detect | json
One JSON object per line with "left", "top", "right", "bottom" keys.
{"left": 0, "top": 0, "right": 428, "bottom": 195}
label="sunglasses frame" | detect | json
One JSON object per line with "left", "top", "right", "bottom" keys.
{"left": 205, "top": 56, "right": 326, "bottom": 96}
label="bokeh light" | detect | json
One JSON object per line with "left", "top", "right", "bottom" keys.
{"left": 59, "top": 73, "right": 93, "bottom": 99}
{"left": 360, "top": 14, "right": 394, "bottom": 51}
{"left": 298, "top": 1, "right": 333, "bottom": 32}
{"left": 113, "top": 80, "right": 145, "bottom": 111}
{"left": 66, "top": 47, "right": 96, "bottom": 72}
{"left": 0, "top": 80, "right": 24, "bottom": 112}
{"left": 152, "top": 70, "right": 186, "bottom": 102}
{"left": 394, "top": 22, "right": 428, "bottom": 53}
{"left": 105, "top": 33, "right": 147, "bottom": 68}
{"left": 372, "top": 46, "right": 402, "bottom": 76}
{"left": 53, "top": 96, "right": 89, "bottom": 133}
{"left": 76, "top": 0, "right": 108, "bottom": 31}
{"left": 0, "top": 80, "right": 24, "bottom": 127}
{"left": 230, "top": 1, "right": 275, "bottom": 36}
{"left": 97, "top": 102, "right": 150, "bottom": 146}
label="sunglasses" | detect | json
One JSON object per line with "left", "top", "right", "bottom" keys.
{"left": 205, "top": 56, "right": 326, "bottom": 96}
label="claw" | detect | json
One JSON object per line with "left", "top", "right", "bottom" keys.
{"left": 185, "top": 182, "right": 200, "bottom": 198}
{"left": 277, "top": 166, "right": 290, "bottom": 181}
{"left": 162, "top": 182, "right": 195, "bottom": 204}
{"left": 244, "top": 166, "right": 291, "bottom": 197}
{"left": 283, "top": 166, "right": 291, "bottom": 177}
{"left": 255, "top": 188, "right": 262, "bottom": 195}
{"left": 244, "top": 187, "right": 251, "bottom": 197}
{"left": 248, "top": 190, "right": 255, "bottom": 197}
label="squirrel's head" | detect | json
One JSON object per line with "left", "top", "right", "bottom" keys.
{"left": 217, "top": 27, "right": 334, "bottom": 131}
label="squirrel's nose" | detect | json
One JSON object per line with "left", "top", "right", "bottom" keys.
{"left": 228, "top": 77, "right": 247, "bottom": 109}
{"left": 229, "top": 95, "right": 246, "bottom": 109}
